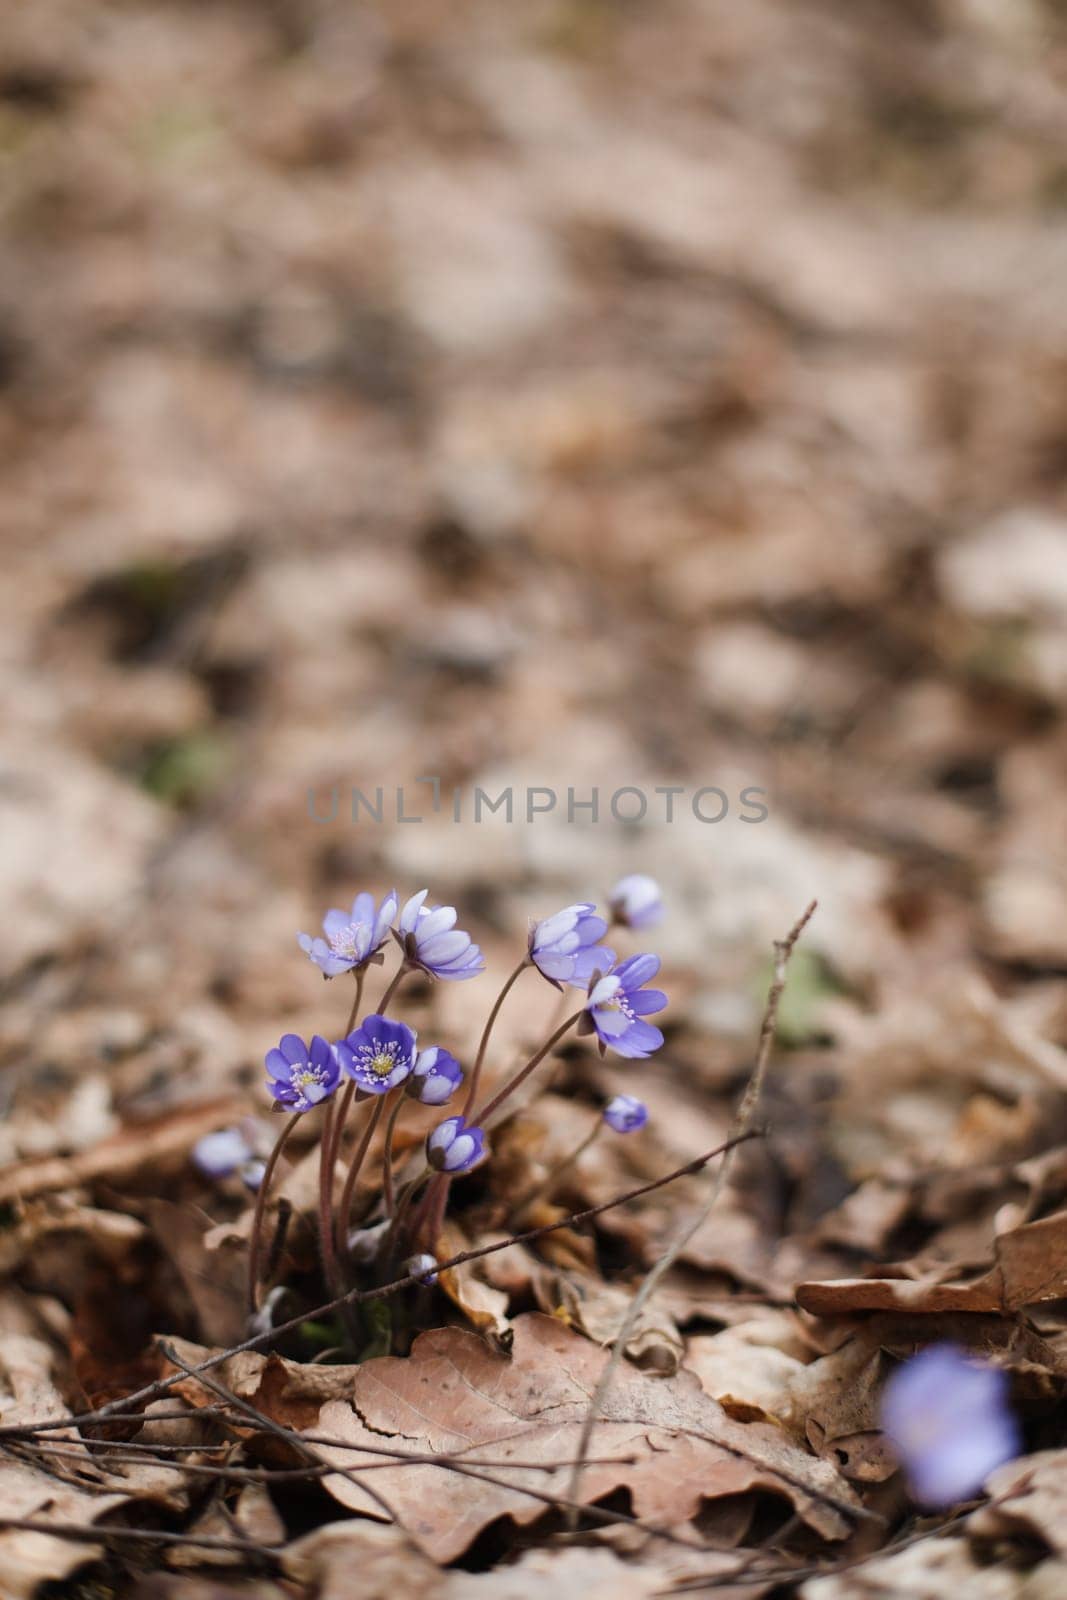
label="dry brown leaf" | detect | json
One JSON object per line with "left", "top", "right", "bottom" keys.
{"left": 797, "top": 1206, "right": 1067, "bottom": 1317}
{"left": 306, "top": 1313, "right": 860, "bottom": 1560}
{"left": 813, "top": 1180, "right": 913, "bottom": 1254}
{"left": 283, "top": 1519, "right": 441, "bottom": 1600}
{"left": 165, "top": 1483, "right": 286, "bottom": 1570}
{"left": 146, "top": 1199, "right": 249, "bottom": 1347}
{"left": 827, "top": 977, "right": 1067, "bottom": 1177}
{"left": 541, "top": 1270, "right": 683, "bottom": 1373}
{"left": 436, "top": 1220, "right": 513, "bottom": 1346}
{"left": 0, "top": 1198, "right": 146, "bottom": 1282}
{"left": 158, "top": 1335, "right": 362, "bottom": 1432}
{"left": 800, "top": 1536, "right": 1022, "bottom": 1600}
{"left": 971, "top": 1450, "right": 1067, "bottom": 1555}
{"left": 438, "top": 1543, "right": 691, "bottom": 1599}
{"left": 0, "top": 1333, "right": 147, "bottom": 1596}
{"left": 784, "top": 1336, "right": 898, "bottom": 1485}
{"left": 687, "top": 1318, "right": 809, "bottom": 1423}
{"left": 0, "top": 1096, "right": 250, "bottom": 1203}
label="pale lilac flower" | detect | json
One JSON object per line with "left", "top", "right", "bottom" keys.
{"left": 581, "top": 954, "right": 667, "bottom": 1059}
{"left": 529, "top": 903, "right": 614, "bottom": 988}
{"left": 335, "top": 1014, "right": 417, "bottom": 1095}
{"left": 397, "top": 890, "right": 484, "bottom": 980}
{"left": 265, "top": 1034, "right": 341, "bottom": 1112}
{"left": 405, "top": 1253, "right": 439, "bottom": 1286}
{"left": 609, "top": 874, "right": 663, "bottom": 930}
{"left": 427, "top": 1114, "right": 487, "bottom": 1173}
{"left": 193, "top": 1127, "right": 252, "bottom": 1177}
{"left": 603, "top": 1094, "right": 648, "bottom": 1133}
{"left": 407, "top": 1045, "right": 463, "bottom": 1105}
{"left": 298, "top": 889, "right": 398, "bottom": 978}
{"left": 881, "top": 1344, "right": 1020, "bottom": 1507}
{"left": 239, "top": 1159, "right": 266, "bottom": 1191}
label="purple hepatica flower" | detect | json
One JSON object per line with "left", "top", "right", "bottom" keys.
{"left": 603, "top": 1094, "right": 648, "bottom": 1134}
{"left": 427, "top": 1114, "right": 487, "bottom": 1173}
{"left": 407, "top": 1045, "right": 463, "bottom": 1106}
{"left": 336, "top": 1013, "right": 417, "bottom": 1095}
{"left": 405, "top": 1253, "right": 439, "bottom": 1286}
{"left": 298, "top": 889, "right": 398, "bottom": 978}
{"left": 881, "top": 1343, "right": 1020, "bottom": 1507}
{"left": 581, "top": 953, "right": 667, "bottom": 1059}
{"left": 193, "top": 1127, "right": 252, "bottom": 1178}
{"left": 609, "top": 874, "right": 663, "bottom": 930}
{"left": 265, "top": 1034, "right": 341, "bottom": 1112}
{"left": 529, "top": 903, "right": 615, "bottom": 989}
{"left": 396, "top": 890, "right": 484, "bottom": 980}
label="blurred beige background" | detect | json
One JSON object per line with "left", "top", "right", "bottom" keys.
{"left": 2, "top": 0, "right": 1067, "bottom": 1145}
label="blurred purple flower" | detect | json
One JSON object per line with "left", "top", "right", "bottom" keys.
{"left": 405, "top": 1253, "right": 439, "bottom": 1286}
{"left": 265, "top": 1034, "right": 341, "bottom": 1112}
{"left": 193, "top": 1127, "right": 252, "bottom": 1178}
{"left": 397, "top": 890, "right": 484, "bottom": 980}
{"left": 581, "top": 954, "right": 667, "bottom": 1059}
{"left": 427, "top": 1114, "right": 487, "bottom": 1173}
{"left": 529, "top": 903, "right": 614, "bottom": 988}
{"left": 603, "top": 1094, "right": 648, "bottom": 1133}
{"left": 407, "top": 1045, "right": 463, "bottom": 1105}
{"left": 881, "top": 1343, "right": 1020, "bottom": 1507}
{"left": 609, "top": 874, "right": 663, "bottom": 930}
{"left": 335, "top": 1014, "right": 417, "bottom": 1095}
{"left": 298, "top": 889, "right": 398, "bottom": 977}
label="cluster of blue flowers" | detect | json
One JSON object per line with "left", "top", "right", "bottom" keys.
{"left": 265, "top": 880, "right": 666, "bottom": 1180}
{"left": 209, "top": 878, "right": 667, "bottom": 1310}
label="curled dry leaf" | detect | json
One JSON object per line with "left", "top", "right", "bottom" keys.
{"left": 436, "top": 1220, "right": 513, "bottom": 1347}
{"left": 306, "top": 1313, "right": 860, "bottom": 1560}
{"left": 797, "top": 1206, "right": 1067, "bottom": 1317}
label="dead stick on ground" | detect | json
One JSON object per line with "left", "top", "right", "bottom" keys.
{"left": 566, "top": 899, "right": 817, "bottom": 1519}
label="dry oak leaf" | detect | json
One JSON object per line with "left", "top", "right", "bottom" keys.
{"left": 308, "top": 1313, "right": 860, "bottom": 1560}
{"left": 796, "top": 1206, "right": 1067, "bottom": 1317}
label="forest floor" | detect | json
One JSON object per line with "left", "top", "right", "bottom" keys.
{"left": 2, "top": 1, "right": 1067, "bottom": 1596}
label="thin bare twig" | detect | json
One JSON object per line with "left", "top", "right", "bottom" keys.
{"left": 565, "top": 900, "right": 818, "bottom": 1517}
{"left": 0, "top": 1516, "right": 282, "bottom": 1560}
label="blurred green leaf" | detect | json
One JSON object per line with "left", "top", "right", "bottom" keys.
{"left": 756, "top": 946, "right": 844, "bottom": 1048}
{"left": 138, "top": 731, "right": 229, "bottom": 809}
